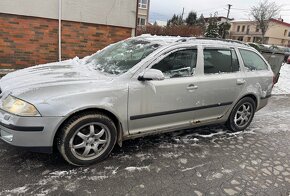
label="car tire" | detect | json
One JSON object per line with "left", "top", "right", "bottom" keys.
{"left": 57, "top": 112, "right": 117, "bottom": 166}
{"left": 226, "top": 97, "right": 256, "bottom": 132}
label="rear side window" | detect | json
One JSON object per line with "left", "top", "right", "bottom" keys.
{"left": 153, "top": 49, "right": 197, "bottom": 78}
{"left": 239, "top": 49, "right": 268, "bottom": 71}
{"left": 203, "top": 48, "right": 240, "bottom": 74}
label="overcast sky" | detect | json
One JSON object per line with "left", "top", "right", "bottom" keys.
{"left": 149, "top": 0, "right": 290, "bottom": 23}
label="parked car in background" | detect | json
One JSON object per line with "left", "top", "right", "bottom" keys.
{"left": 0, "top": 36, "right": 274, "bottom": 166}
{"left": 287, "top": 56, "right": 290, "bottom": 64}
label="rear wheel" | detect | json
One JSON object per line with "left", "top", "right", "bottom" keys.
{"left": 226, "top": 97, "right": 256, "bottom": 132}
{"left": 57, "top": 113, "right": 117, "bottom": 166}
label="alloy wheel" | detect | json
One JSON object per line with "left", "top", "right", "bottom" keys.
{"left": 69, "top": 123, "right": 111, "bottom": 161}
{"left": 234, "top": 102, "right": 253, "bottom": 128}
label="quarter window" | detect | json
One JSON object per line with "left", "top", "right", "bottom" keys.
{"left": 239, "top": 49, "right": 268, "bottom": 71}
{"left": 152, "top": 49, "right": 197, "bottom": 78}
{"left": 203, "top": 49, "right": 240, "bottom": 74}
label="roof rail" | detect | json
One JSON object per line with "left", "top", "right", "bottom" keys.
{"left": 196, "top": 37, "right": 248, "bottom": 46}
{"left": 176, "top": 37, "right": 249, "bottom": 46}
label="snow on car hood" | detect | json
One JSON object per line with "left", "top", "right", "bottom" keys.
{"left": 0, "top": 57, "right": 113, "bottom": 96}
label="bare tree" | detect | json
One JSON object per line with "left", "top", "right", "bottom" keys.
{"left": 250, "top": 0, "right": 280, "bottom": 43}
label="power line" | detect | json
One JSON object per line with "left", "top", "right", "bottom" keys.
{"left": 195, "top": 7, "right": 225, "bottom": 13}
{"left": 231, "top": 8, "right": 248, "bottom": 11}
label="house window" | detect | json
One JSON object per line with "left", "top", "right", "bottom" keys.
{"left": 253, "top": 37, "right": 262, "bottom": 43}
{"left": 138, "top": 17, "right": 146, "bottom": 26}
{"left": 284, "top": 30, "right": 287, "bottom": 37}
{"left": 281, "top": 39, "right": 285, "bottom": 44}
{"left": 256, "top": 28, "right": 259, "bottom": 32}
{"left": 242, "top": 25, "right": 245, "bottom": 32}
{"left": 237, "top": 26, "right": 240, "bottom": 32}
{"left": 288, "top": 32, "right": 290, "bottom": 37}
{"left": 138, "top": 0, "right": 148, "bottom": 9}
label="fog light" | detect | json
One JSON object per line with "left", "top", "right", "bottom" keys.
{"left": 0, "top": 129, "right": 13, "bottom": 142}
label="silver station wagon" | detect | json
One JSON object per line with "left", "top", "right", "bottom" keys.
{"left": 0, "top": 35, "right": 274, "bottom": 166}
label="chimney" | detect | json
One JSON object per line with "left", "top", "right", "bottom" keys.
{"left": 278, "top": 16, "right": 284, "bottom": 22}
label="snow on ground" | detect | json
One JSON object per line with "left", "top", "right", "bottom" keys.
{"left": 272, "top": 64, "right": 290, "bottom": 94}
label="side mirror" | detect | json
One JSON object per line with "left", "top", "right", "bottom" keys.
{"left": 138, "top": 69, "right": 165, "bottom": 81}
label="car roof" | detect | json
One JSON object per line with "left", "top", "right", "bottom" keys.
{"left": 134, "top": 34, "right": 251, "bottom": 49}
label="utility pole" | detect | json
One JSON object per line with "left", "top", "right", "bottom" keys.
{"left": 223, "top": 4, "right": 232, "bottom": 39}
{"left": 226, "top": 4, "right": 232, "bottom": 22}
{"left": 181, "top": 7, "right": 185, "bottom": 20}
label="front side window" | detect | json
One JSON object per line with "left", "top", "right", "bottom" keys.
{"left": 239, "top": 49, "right": 268, "bottom": 71}
{"left": 152, "top": 49, "right": 197, "bottom": 78}
{"left": 203, "top": 48, "right": 240, "bottom": 74}
{"left": 138, "top": 0, "right": 148, "bottom": 8}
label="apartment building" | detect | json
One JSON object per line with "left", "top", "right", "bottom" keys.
{"left": 230, "top": 19, "right": 290, "bottom": 46}
{"left": 0, "top": 0, "right": 137, "bottom": 69}
{"left": 137, "top": 0, "right": 150, "bottom": 26}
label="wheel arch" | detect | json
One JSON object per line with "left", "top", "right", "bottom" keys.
{"left": 223, "top": 93, "right": 258, "bottom": 121}
{"left": 226, "top": 93, "right": 258, "bottom": 132}
{"left": 53, "top": 107, "right": 124, "bottom": 151}
{"left": 239, "top": 93, "right": 258, "bottom": 110}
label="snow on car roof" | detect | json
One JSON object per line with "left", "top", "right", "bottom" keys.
{"left": 133, "top": 34, "right": 251, "bottom": 48}
{"left": 133, "top": 34, "right": 182, "bottom": 45}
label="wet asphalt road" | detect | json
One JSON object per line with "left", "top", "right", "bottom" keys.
{"left": 0, "top": 95, "right": 290, "bottom": 196}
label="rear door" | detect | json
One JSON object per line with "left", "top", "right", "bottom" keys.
{"left": 190, "top": 47, "right": 246, "bottom": 121}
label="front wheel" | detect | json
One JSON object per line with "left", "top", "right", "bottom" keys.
{"left": 226, "top": 97, "right": 256, "bottom": 132}
{"left": 57, "top": 113, "right": 117, "bottom": 166}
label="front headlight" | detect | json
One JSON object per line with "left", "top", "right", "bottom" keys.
{"left": 1, "top": 95, "right": 40, "bottom": 116}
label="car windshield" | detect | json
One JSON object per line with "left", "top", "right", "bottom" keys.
{"left": 85, "top": 39, "right": 160, "bottom": 75}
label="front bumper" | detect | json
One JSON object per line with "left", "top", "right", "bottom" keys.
{"left": 0, "top": 109, "right": 63, "bottom": 153}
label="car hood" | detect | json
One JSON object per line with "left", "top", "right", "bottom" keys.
{"left": 0, "top": 59, "right": 114, "bottom": 97}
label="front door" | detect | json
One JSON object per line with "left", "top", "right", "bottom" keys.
{"left": 128, "top": 49, "right": 200, "bottom": 134}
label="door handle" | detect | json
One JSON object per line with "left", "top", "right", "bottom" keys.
{"left": 236, "top": 79, "right": 246, "bottom": 85}
{"left": 187, "top": 84, "right": 198, "bottom": 90}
